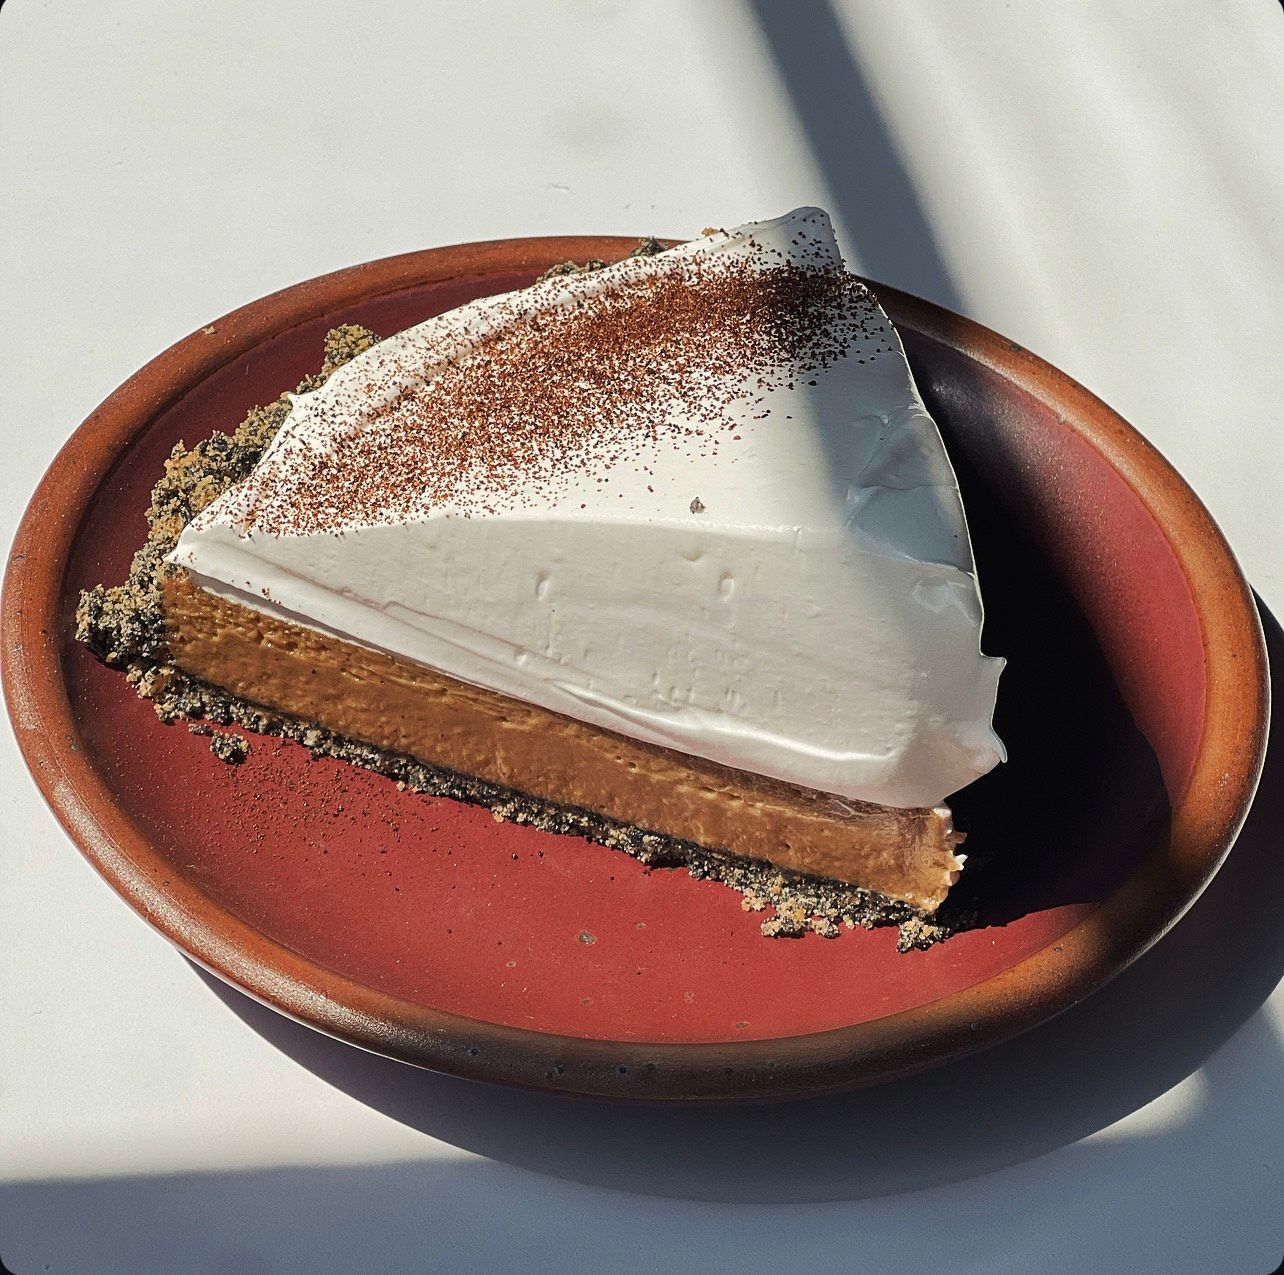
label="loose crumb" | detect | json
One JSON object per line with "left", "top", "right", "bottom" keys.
{"left": 209, "top": 732, "right": 250, "bottom": 765}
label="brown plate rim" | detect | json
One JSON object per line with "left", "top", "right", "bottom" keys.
{"left": 1, "top": 236, "right": 1269, "bottom": 1101}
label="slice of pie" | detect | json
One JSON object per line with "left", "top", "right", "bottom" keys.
{"left": 88, "top": 208, "right": 1005, "bottom": 924}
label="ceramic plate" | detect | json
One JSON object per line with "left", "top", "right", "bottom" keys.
{"left": 2, "top": 238, "right": 1267, "bottom": 1099}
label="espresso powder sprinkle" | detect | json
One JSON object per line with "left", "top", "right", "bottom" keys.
{"left": 234, "top": 241, "right": 894, "bottom": 535}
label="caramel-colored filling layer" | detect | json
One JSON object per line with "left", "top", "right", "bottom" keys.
{"left": 163, "top": 574, "right": 963, "bottom": 909}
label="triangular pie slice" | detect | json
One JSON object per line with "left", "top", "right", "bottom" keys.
{"left": 164, "top": 208, "right": 1004, "bottom": 913}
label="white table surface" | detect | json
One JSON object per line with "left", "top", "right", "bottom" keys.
{"left": 2, "top": 1, "right": 1282, "bottom": 1271}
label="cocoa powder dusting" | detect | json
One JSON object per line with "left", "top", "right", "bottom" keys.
{"left": 237, "top": 245, "right": 893, "bottom": 535}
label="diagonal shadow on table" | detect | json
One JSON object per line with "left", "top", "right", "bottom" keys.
{"left": 187, "top": 598, "right": 1284, "bottom": 1204}
{"left": 740, "top": 0, "right": 964, "bottom": 312}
